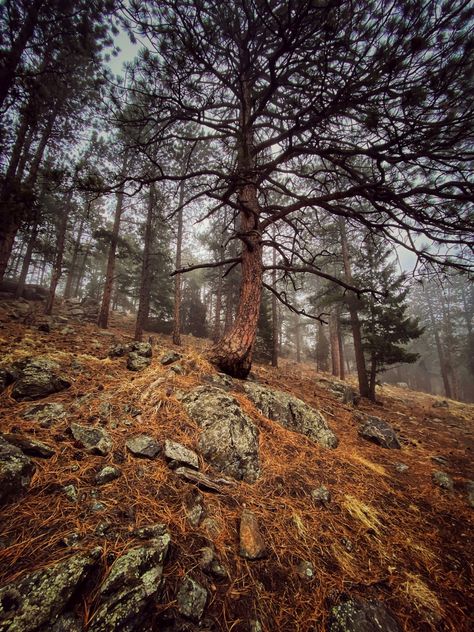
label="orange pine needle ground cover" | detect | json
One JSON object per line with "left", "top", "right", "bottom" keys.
{"left": 0, "top": 302, "right": 472, "bottom": 631}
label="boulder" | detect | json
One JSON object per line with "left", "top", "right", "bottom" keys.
{"left": 88, "top": 534, "right": 170, "bottom": 632}
{"left": 357, "top": 416, "right": 401, "bottom": 449}
{"left": 1, "top": 434, "right": 55, "bottom": 458}
{"left": 329, "top": 598, "right": 401, "bottom": 632}
{"left": 164, "top": 440, "right": 199, "bottom": 470}
{"left": 239, "top": 509, "right": 267, "bottom": 560}
{"left": 95, "top": 466, "right": 122, "bottom": 485}
{"left": 181, "top": 386, "right": 260, "bottom": 483}
{"left": 126, "top": 353, "right": 151, "bottom": 372}
{"left": 176, "top": 577, "right": 207, "bottom": 621}
{"left": 160, "top": 351, "right": 181, "bottom": 366}
{"left": 0, "top": 549, "right": 100, "bottom": 632}
{"left": 243, "top": 382, "right": 338, "bottom": 448}
{"left": 23, "top": 402, "right": 66, "bottom": 427}
{"left": 130, "top": 342, "right": 152, "bottom": 358}
{"left": 432, "top": 470, "right": 454, "bottom": 490}
{"left": 126, "top": 435, "right": 161, "bottom": 459}
{"left": 11, "top": 357, "right": 70, "bottom": 402}
{"left": 109, "top": 343, "right": 130, "bottom": 358}
{"left": 0, "top": 437, "right": 35, "bottom": 504}
{"left": 70, "top": 423, "right": 112, "bottom": 456}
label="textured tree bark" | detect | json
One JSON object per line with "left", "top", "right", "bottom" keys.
{"left": 172, "top": 181, "right": 185, "bottom": 345}
{"left": 44, "top": 189, "right": 72, "bottom": 314}
{"left": 135, "top": 185, "right": 155, "bottom": 341}
{"left": 97, "top": 153, "right": 128, "bottom": 328}
{"left": 271, "top": 244, "right": 278, "bottom": 367}
{"left": 339, "top": 218, "right": 370, "bottom": 397}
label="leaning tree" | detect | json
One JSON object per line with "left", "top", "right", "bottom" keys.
{"left": 124, "top": 0, "right": 473, "bottom": 380}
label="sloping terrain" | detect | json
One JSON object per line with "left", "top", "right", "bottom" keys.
{"left": 0, "top": 300, "right": 472, "bottom": 632}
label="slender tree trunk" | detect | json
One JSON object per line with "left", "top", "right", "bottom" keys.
{"left": 172, "top": 181, "right": 185, "bottom": 345}
{"left": 271, "top": 245, "right": 278, "bottom": 367}
{"left": 295, "top": 315, "right": 302, "bottom": 363}
{"left": 74, "top": 243, "right": 91, "bottom": 297}
{"left": 98, "top": 154, "right": 127, "bottom": 329}
{"left": 135, "top": 185, "right": 156, "bottom": 341}
{"left": 64, "top": 207, "right": 87, "bottom": 299}
{"left": 0, "top": 0, "right": 45, "bottom": 109}
{"left": 368, "top": 351, "right": 377, "bottom": 400}
{"left": 213, "top": 267, "right": 223, "bottom": 342}
{"left": 339, "top": 218, "right": 370, "bottom": 397}
{"left": 15, "top": 219, "right": 39, "bottom": 298}
{"left": 426, "top": 289, "right": 452, "bottom": 398}
{"left": 337, "top": 312, "right": 345, "bottom": 380}
{"left": 329, "top": 311, "right": 340, "bottom": 376}
{"left": 44, "top": 190, "right": 71, "bottom": 314}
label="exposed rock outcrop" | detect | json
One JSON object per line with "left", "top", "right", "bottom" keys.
{"left": 243, "top": 382, "right": 338, "bottom": 448}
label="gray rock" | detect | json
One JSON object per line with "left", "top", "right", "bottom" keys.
{"left": 95, "top": 466, "right": 122, "bottom": 485}
{"left": 198, "top": 546, "right": 227, "bottom": 579}
{"left": 126, "top": 353, "right": 151, "bottom": 372}
{"left": 0, "top": 437, "right": 35, "bottom": 504}
{"left": 70, "top": 423, "right": 112, "bottom": 456}
{"left": 109, "top": 343, "right": 130, "bottom": 358}
{"left": 132, "top": 524, "right": 168, "bottom": 539}
{"left": 395, "top": 382, "right": 409, "bottom": 389}
{"left": 160, "top": 351, "right": 181, "bottom": 366}
{"left": 130, "top": 342, "right": 152, "bottom": 358}
{"left": 239, "top": 509, "right": 266, "bottom": 560}
{"left": 243, "top": 382, "right": 338, "bottom": 449}
{"left": 249, "top": 621, "right": 263, "bottom": 632}
{"left": 1, "top": 434, "right": 55, "bottom": 458}
{"left": 432, "top": 399, "right": 449, "bottom": 408}
{"left": 342, "top": 386, "right": 360, "bottom": 406}
{"left": 329, "top": 598, "right": 401, "bottom": 632}
{"left": 23, "top": 402, "right": 66, "bottom": 428}
{"left": 0, "top": 549, "right": 100, "bottom": 632}
{"left": 11, "top": 357, "right": 70, "bottom": 402}
{"left": 432, "top": 470, "right": 454, "bottom": 490}
{"left": 358, "top": 416, "right": 401, "bottom": 449}
{"left": 90, "top": 501, "right": 106, "bottom": 513}
{"left": 63, "top": 485, "right": 78, "bottom": 502}
{"left": 175, "top": 467, "right": 230, "bottom": 493}
{"left": 296, "top": 560, "right": 315, "bottom": 581}
{"left": 164, "top": 440, "right": 199, "bottom": 470}
{"left": 394, "top": 462, "right": 409, "bottom": 473}
{"left": 43, "top": 613, "right": 83, "bottom": 632}
{"left": 126, "top": 435, "right": 161, "bottom": 459}
{"left": 311, "top": 485, "right": 331, "bottom": 505}
{"left": 466, "top": 481, "right": 474, "bottom": 508}
{"left": 168, "top": 363, "right": 185, "bottom": 375}
{"left": 206, "top": 373, "right": 234, "bottom": 390}
{"left": 181, "top": 386, "right": 260, "bottom": 483}
{"left": 88, "top": 534, "right": 170, "bottom": 632}
{"left": 176, "top": 577, "right": 207, "bottom": 621}
{"left": 184, "top": 491, "right": 205, "bottom": 527}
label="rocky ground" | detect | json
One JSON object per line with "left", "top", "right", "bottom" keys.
{"left": 0, "top": 298, "right": 472, "bottom": 632}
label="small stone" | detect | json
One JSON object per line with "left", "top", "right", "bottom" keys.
{"left": 126, "top": 352, "right": 151, "bottom": 372}
{"left": 342, "top": 387, "right": 360, "bottom": 406}
{"left": 1, "top": 433, "right": 55, "bottom": 458}
{"left": 90, "top": 501, "right": 106, "bottom": 513}
{"left": 164, "top": 439, "right": 199, "bottom": 470}
{"left": 23, "top": 402, "right": 66, "bottom": 427}
{"left": 168, "top": 363, "right": 185, "bottom": 375}
{"left": 432, "top": 400, "right": 449, "bottom": 408}
{"left": 63, "top": 485, "right": 78, "bottom": 502}
{"left": 341, "top": 537, "right": 353, "bottom": 552}
{"left": 130, "top": 341, "right": 153, "bottom": 358}
{"left": 394, "top": 462, "right": 409, "bottom": 473}
{"left": 176, "top": 577, "right": 207, "bottom": 621}
{"left": 296, "top": 560, "right": 314, "bottom": 580}
{"left": 239, "top": 509, "right": 266, "bottom": 560}
{"left": 95, "top": 465, "right": 122, "bottom": 485}
{"left": 160, "top": 351, "right": 181, "bottom": 365}
{"left": 358, "top": 415, "right": 401, "bottom": 449}
{"left": 108, "top": 343, "right": 130, "bottom": 358}
{"left": 70, "top": 423, "right": 112, "bottom": 456}
{"left": 0, "top": 437, "right": 35, "bottom": 504}
{"left": 126, "top": 434, "right": 161, "bottom": 458}
{"left": 200, "top": 517, "right": 221, "bottom": 540}
{"left": 133, "top": 523, "right": 168, "bottom": 539}
{"left": 432, "top": 470, "right": 454, "bottom": 490}
{"left": 198, "top": 546, "right": 228, "bottom": 579}
{"left": 184, "top": 491, "right": 205, "bottom": 527}
{"left": 311, "top": 485, "right": 331, "bottom": 505}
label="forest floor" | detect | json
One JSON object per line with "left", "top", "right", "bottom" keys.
{"left": 0, "top": 298, "right": 473, "bottom": 632}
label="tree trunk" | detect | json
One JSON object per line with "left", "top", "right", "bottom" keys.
{"left": 339, "top": 218, "right": 370, "bottom": 397}
{"left": 172, "top": 181, "right": 185, "bottom": 345}
{"left": 98, "top": 154, "right": 127, "bottom": 329}
{"left": 426, "top": 289, "right": 452, "bottom": 398}
{"left": 0, "top": 0, "right": 45, "bottom": 109}
{"left": 337, "top": 311, "right": 345, "bottom": 380}
{"left": 64, "top": 206, "right": 88, "bottom": 299}
{"left": 271, "top": 245, "right": 278, "bottom": 367}
{"left": 329, "top": 311, "right": 340, "bottom": 376}
{"left": 368, "top": 351, "right": 377, "bottom": 401}
{"left": 44, "top": 189, "right": 71, "bottom": 314}
{"left": 15, "top": 219, "right": 39, "bottom": 298}
{"left": 135, "top": 185, "right": 155, "bottom": 341}
{"left": 74, "top": 243, "right": 91, "bottom": 297}
{"left": 213, "top": 266, "right": 223, "bottom": 342}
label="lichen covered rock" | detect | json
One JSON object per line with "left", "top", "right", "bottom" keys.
{"left": 243, "top": 382, "right": 338, "bottom": 448}
{"left": 357, "top": 415, "right": 401, "bottom": 450}
{"left": 70, "top": 423, "right": 112, "bottom": 456}
{"left": 126, "top": 435, "right": 161, "bottom": 459}
{"left": 329, "top": 598, "right": 401, "bottom": 632}
{"left": 0, "top": 437, "right": 35, "bottom": 504}
{"left": 176, "top": 577, "right": 207, "bottom": 621}
{"left": 181, "top": 386, "right": 260, "bottom": 483}
{"left": 11, "top": 357, "right": 70, "bottom": 402}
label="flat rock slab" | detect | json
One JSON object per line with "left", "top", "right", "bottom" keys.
{"left": 10, "top": 357, "right": 70, "bottom": 401}
{"left": 357, "top": 415, "right": 401, "bottom": 449}
{"left": 23, "top": 402, "right": 66, "bottom": 427}
{"left": 329, "top": 598, "right": 401, "bottom": 632}
{"left": 243, "top": 382, "right": 338, "bottom": 448}
{"left": 176, "top": 577, "right": 207, "bottom": 621}
{"left": 1, "top": 434, "right": 55, "bottom": 458}
{"left": 0, "top": 549, "right": 100, "bottom": 632}
{"left": 88, "top": 533, "right": 170, "bottom": 632}
{"left": 0, "top": 437, "right": 35, "bottom": 504}
{"left": 70, "top": 423, "right": 112, "bottom": 456}
{"left": 126, "top": 435, "right": 161, "bottom": 458}
{"left": 181, "top": 386, "right": 260, "bottom": 483}
{"left": 95, "top": 465, "right": 122, "bottom": 485}
{"left": 239, "top": 509, "right": 267, "bottom": 560}
{"left": 160, "top": 351, "right": 181, "bottom": 365}
{"left": 164, "top": 440, "right": 199, "bottom": 470}
{"left": 175, "top": 466, "right": 234, "bottom": 492}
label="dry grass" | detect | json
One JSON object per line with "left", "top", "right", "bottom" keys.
{"left": 0, "top": 310, "right": 473, "bottom": 631}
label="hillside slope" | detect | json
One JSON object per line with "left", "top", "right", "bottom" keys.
{"left": 0, "top": 300, "right": 472, "bottom": 632}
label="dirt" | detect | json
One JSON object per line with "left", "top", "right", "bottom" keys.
{"left": 0, "top": 300, "right": 472, "bottom": 631}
